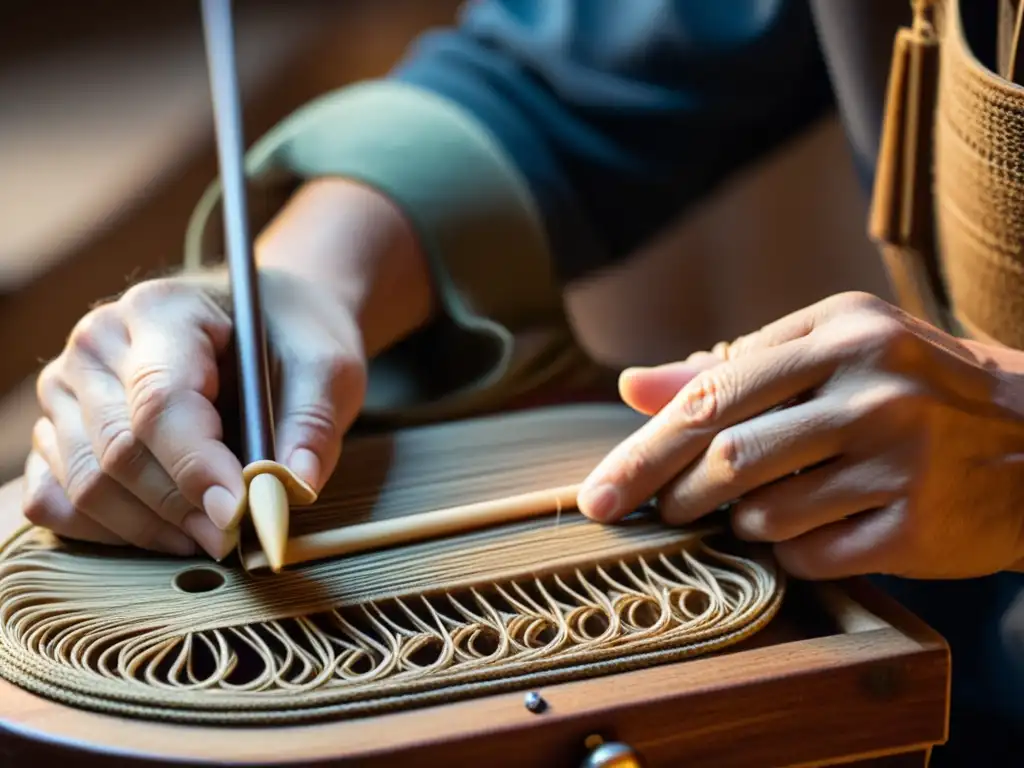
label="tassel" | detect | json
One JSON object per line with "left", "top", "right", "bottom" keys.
{"left": 867, "top": 0, "right": 949, "bottom": 327}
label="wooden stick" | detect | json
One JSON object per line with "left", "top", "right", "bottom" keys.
{"left": 243, "top": 484, "right": 583, "bottom": 571}
{"left": 200, "top": 0, "right": 289, "bottom": 570}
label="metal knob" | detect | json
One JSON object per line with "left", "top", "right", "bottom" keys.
{"left": 579, "top": 739, "right": 645, "bottom": 768}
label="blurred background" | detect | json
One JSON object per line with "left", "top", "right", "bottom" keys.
{"left": 0, "top": 0, "right": 892, "bottom": 484}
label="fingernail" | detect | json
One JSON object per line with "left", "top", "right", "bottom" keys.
{"left": 288, "top": 448, "right": 321, "bottom": 489}
{"left": 203, "top": 485, "right": 243, "bottom": 530}
{"left": 183, "top": 508, "right": 238, "bottom": 561}
{"left": 577, "top": 483, "right": 621, "bottom": 522}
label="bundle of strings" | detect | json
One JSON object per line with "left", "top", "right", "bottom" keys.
{"left": 0, "top": 403, "right": 782, "bottom": 725}
{"left": 871, "top": 0, "right": 1024, "bottom": 348}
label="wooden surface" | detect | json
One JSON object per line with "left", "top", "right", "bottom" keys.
{"left": 0, "top": 477, "right": 950, "bottom": 767}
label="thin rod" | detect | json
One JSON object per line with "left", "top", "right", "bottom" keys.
{"left": 200, "top": 0, "right": 274, "bottom": 463}
{"left": 243, "top": 484, "right": 584, "bottom": 570}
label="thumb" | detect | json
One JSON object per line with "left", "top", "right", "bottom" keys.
{"left": 618, "top": 355, "right": 720, "bottom": 415}
{"left": 273, "top": 350, "right": 365, "bottom": 493}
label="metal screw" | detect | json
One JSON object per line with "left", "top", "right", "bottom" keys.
{"left": 524, "top": 691, "right": 547, "bottom": 714}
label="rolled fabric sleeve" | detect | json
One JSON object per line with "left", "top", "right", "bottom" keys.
{"left": 184, "top": 81, "right": 591, "bottom": 424}
{"left": 184, "top": 0, "right": 834, "bottom": 422}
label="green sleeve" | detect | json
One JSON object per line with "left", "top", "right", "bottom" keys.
{"left": 184, "top": 81, "right": 601, "bottom": 425}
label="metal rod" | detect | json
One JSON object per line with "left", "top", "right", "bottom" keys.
{"left": 199, "top": 0, "right": 275, "bottom": 464}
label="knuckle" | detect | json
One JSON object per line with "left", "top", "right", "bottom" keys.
{"left": 877, "top": 504, "right": 921, "bottom": 561}
{"left": 97, "top": 426, "right": 145, "bottom": 478}
{"left": 671, "top": 370, "right": 724, "bottom": 425}
{"left": 831, "top": 313, "right": 911, "bottom": 359}
{"left": 830, "top": 290, "right": 887, "bottom": 315}
{"left": 22, "top": 491, "right": 58, "bottom": 527}
{"left": 119, "top": 277, "right": 181, "bottom": 312}
{"left": 22, "top": 461, "right": 60, "bottom": 526}
{"left": 285, "top": 402, "right": 339, "bottom": 443}
{"left": 127, "top": 367, "right": 177, "bottom": 437}
{"left": 121, "top": 278, "right": 227, "bottom": 328}
{"left": 724, "top": 330, "right": 761, "bottom": 359}
{"left": 153, "top": 487, "right": 189, "bottom": 525}
{"left": 22, "top": 495, "right": 48, "bottom": 526}
{"left": 35, "top": 360, "right": 63, "bottom": 406}
{"left": 63, "top": 453, "right": 106, "bottom": 511}
{"left": 168, "top": 450, "right": 207, "bottom": 491}
{"left": 30, "top": 418, "right": 49, "bottom": 448}
{"left": 707, "top": 429, "right": 743, "bottom": 484}
{"left": 66, "top": 305, "right": 120, "bottom": 360}
{"left": 711, "top": 339, "right": 733, "bottom": 361}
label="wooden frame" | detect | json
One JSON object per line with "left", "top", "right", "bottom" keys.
{"left": 0, "top": 477, "right": 949, "bottom": 767}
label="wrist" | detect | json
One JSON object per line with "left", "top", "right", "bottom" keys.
{"left": 254, "top": 177, "right": 436, "bottom": 358}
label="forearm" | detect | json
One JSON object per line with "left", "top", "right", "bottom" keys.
{"left": 254, "top": 177, "right": 436, "bottom": 359}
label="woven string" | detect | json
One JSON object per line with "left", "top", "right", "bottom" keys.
{"left": 933, "top": 0, "right": 1024, "bottom": 347}
{"left": 0, "top": 404, "right": 783, "bottom": 725}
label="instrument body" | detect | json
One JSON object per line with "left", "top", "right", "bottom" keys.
{"left": 0, "top": 477, "right": 949, "bottom": 767}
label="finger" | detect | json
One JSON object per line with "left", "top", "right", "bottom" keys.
{"left": 32, "top": 414, "right": 67, "bottom": 487}
{"left": 578, "top": 337, "right": 833, "bottom": 523}
{"left": 119, "top": 304, "right": 245, "bottom": 529}
{"left": 38, "top": 399, "right": 233, "bottom": 561}
{"left": 712, "top": 307, "right": 820, "bottom": 361}
{"left": 45, "top": 382, "right": 197, "bottom": 556}
{"left": 273, "top": 348, "right": 364, "bottom": 492}
{"left": 659, "top": 398, "right": 849, "bottom": 525}
{"left": 22, "top": 449, "right": 126, "bottom": 545}
{"left": 773, "top": 502, "right": 906, "bottom": 580}
{"left": 60, "top": 353, "right": 235, "bottom": 559}
{"left": 728, "top": 454, "right": 902, "bottom": 543}
{"left": 64, "top": 355, "right": 195, "bottom": 525}
{"left": 619, "top": 359, "right": 717, "bottom": 416}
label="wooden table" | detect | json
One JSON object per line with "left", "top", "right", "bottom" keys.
{"left": 0, "top": 478, "right": 949, "bottom": 767}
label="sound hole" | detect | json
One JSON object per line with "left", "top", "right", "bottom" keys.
{"left": 172, "top": 566, "right": 227, "bottom": 594}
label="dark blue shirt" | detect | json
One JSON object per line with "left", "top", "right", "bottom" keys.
{"left": 390, "top": 2, "right": 1023, "bottom": 763}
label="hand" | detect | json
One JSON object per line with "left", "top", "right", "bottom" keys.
{"left": 577, "top": 292, "right": 1024, "bottom": 580}
{"left": 23, "top": 269, "right": 366, "bottom": 560}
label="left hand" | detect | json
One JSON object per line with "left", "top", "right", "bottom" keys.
{"left": 577, "top": 292, "right": 1024, "bottom": 580}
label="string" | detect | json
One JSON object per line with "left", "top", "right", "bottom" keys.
{"left": 0, "top": 403, "right": 783, "bottom": 725}
{"left": 241, "top": 403, "right": 650, "bottom": 567}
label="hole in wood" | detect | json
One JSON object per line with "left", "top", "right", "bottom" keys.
{"left": 173, "top": 566, "right": 227, "bottom": 594}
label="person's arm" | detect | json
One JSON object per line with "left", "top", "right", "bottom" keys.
{"left": 187, "top": 0, "right": 835, "bottom": 421}
{"left": 253, "top": 178, "right": 435, "bottom": 362}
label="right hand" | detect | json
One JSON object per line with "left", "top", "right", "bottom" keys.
{"left": 22, "top": 268, "right": 367, "bottom": 560}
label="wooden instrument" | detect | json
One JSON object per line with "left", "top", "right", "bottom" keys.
{"left": 15, "top": 0, "right": 1015, "bottom": 760}
{"left": 0, "top": 403, "right": 950, "bottom": 766}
